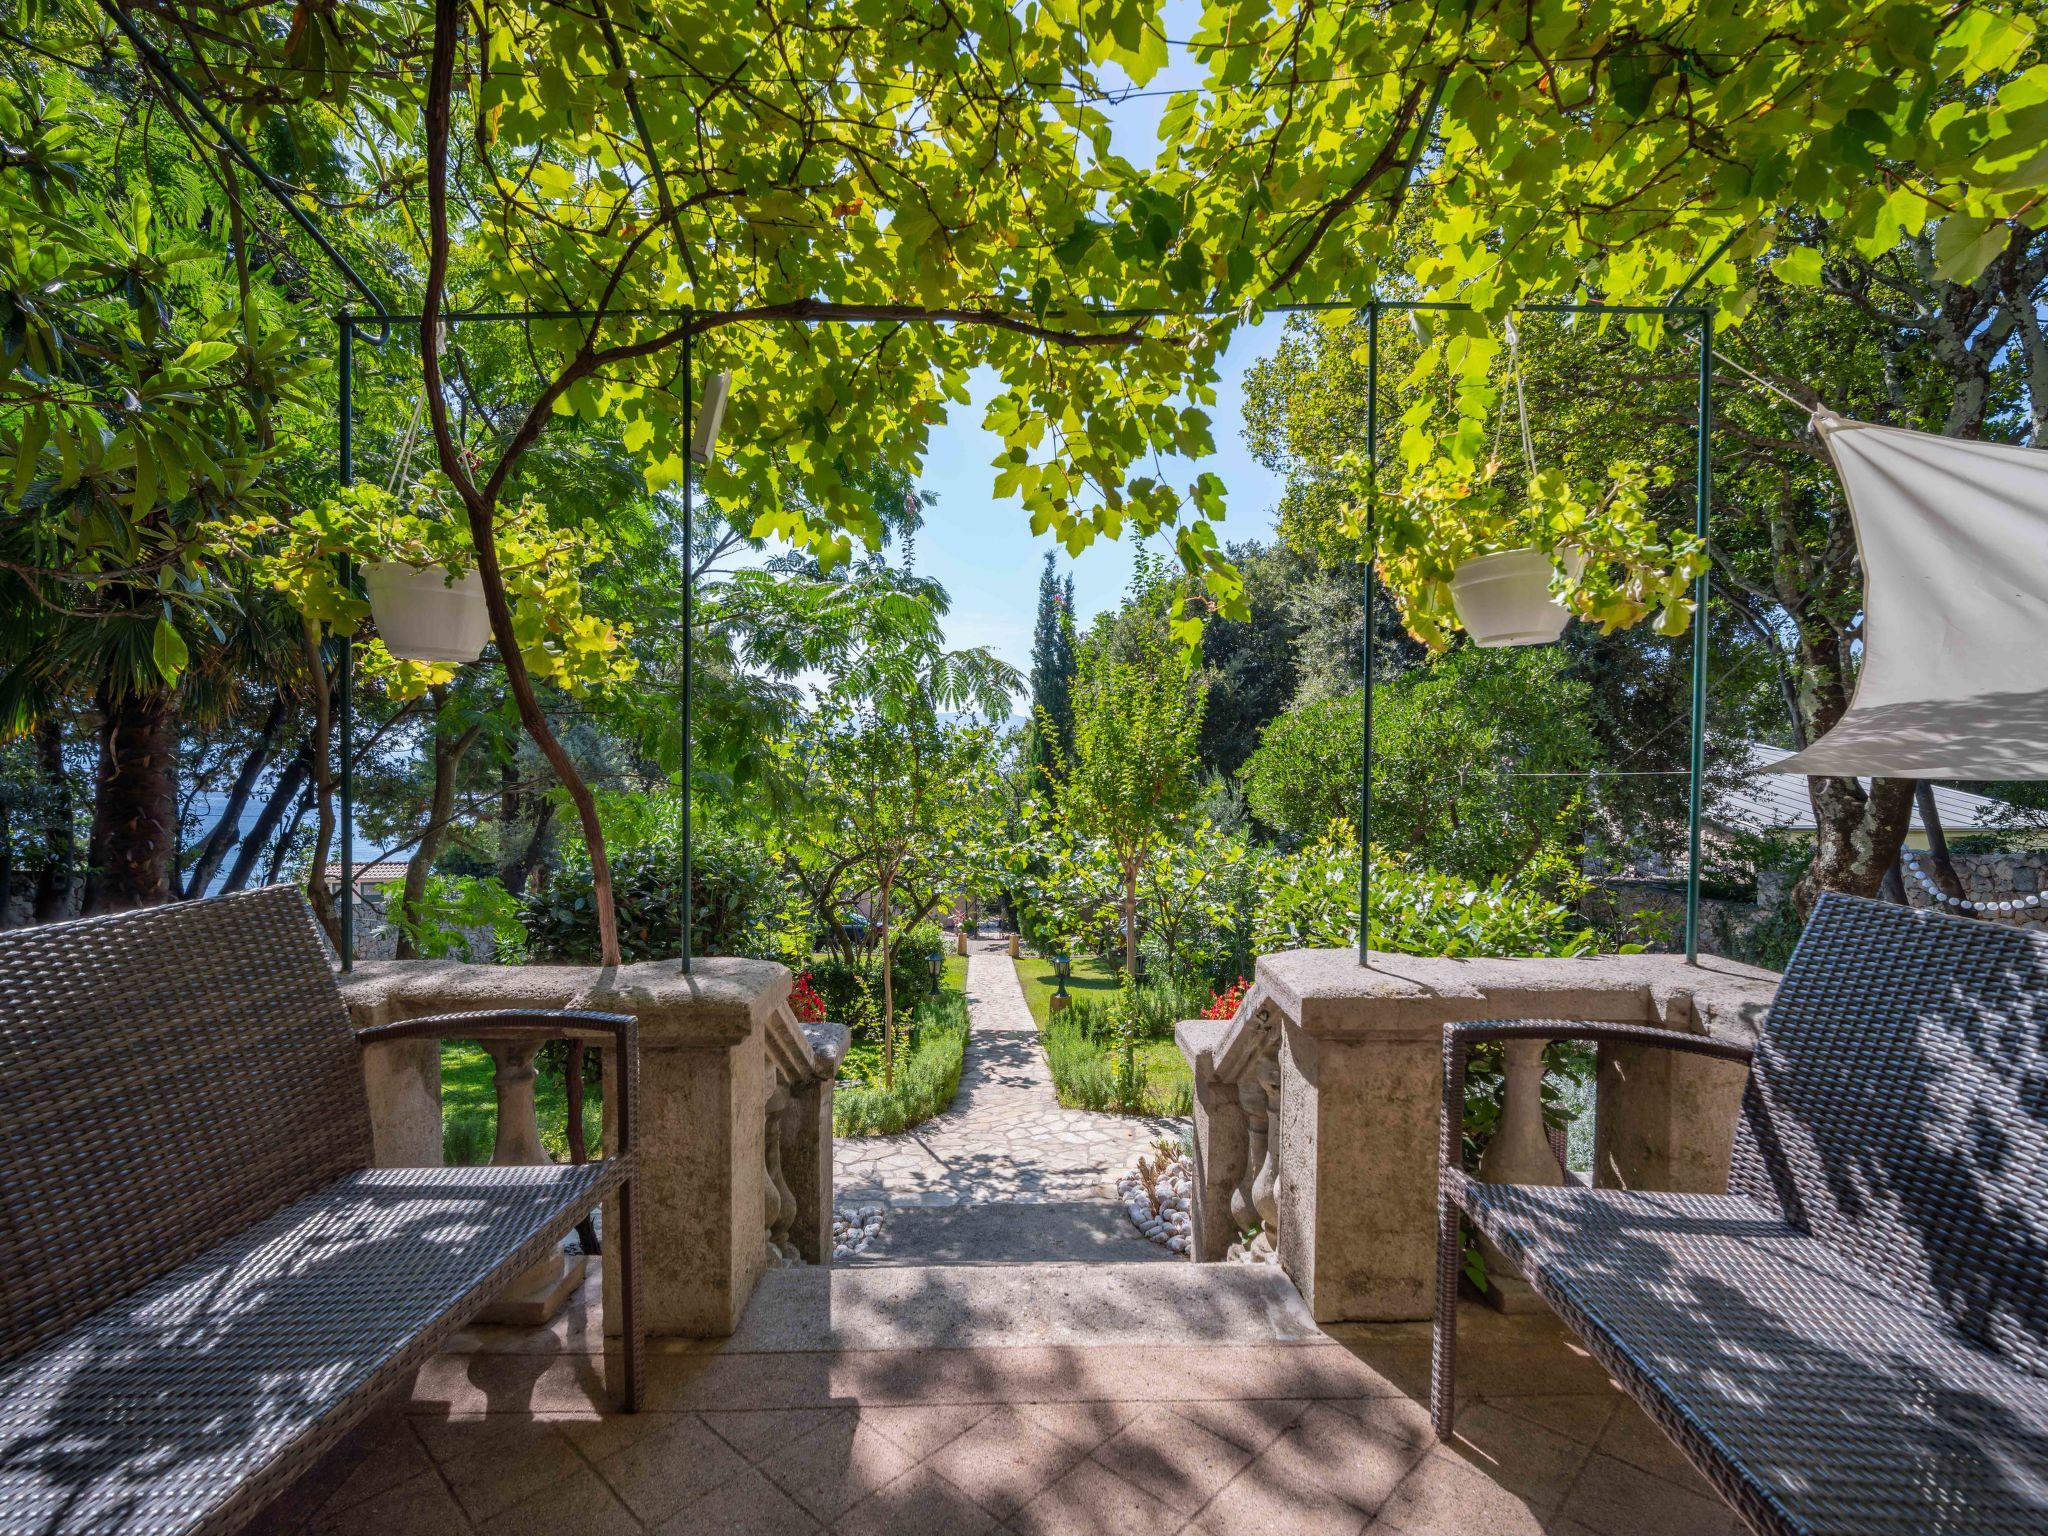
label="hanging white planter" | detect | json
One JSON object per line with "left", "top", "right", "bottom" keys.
{"left": 362, "top": 562, "right": 491, "bottom": 663}
{"left": 1448, "top": 547, "right": 1573, "bottom": 648}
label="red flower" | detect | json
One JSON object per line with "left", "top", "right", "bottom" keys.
{"left": 1201, "top": 977, "right": 1248, "bottom": 1021}
{"left": 789, "top": 971, "right": 829, "bottom": 1024}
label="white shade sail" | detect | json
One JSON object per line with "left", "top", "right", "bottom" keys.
{"left": 1770, "top": 415, "right": 2048, "bottom": 781}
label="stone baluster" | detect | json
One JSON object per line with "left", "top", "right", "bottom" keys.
{"left": 764, "top": 1076, "right": 801, "bottom": 1266}
{"left": 1227, "top": 1052, "right": 1280, "bottom": 1264}
{"left": 478, "top": 1037, "right": 583, "bottom": 1324}
{"left": 1474, "top": 1035, "right": 1564, "bottom": 1311}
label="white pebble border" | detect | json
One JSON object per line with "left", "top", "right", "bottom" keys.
{"left": 1903, "top": 850, "right": 2042, "bottom": 915}
{"left": 833, "top": 1202, "right": 885, "bottom": 1259}
{"left": 1118, "top": 1143, "right": 1194, "bottom": 1254}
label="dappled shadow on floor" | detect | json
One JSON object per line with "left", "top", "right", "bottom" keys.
{"left": 840, "top": 1201, "right": 1181, "bottom": 1266}
{"left": 284, "top": 1272, "right": 1746, "bottom": 1536}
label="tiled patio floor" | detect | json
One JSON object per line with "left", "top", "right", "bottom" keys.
{"left": 289, "top": 1262, "right": 1743, "bottom": 1536}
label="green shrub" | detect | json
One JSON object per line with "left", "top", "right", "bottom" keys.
{"left": 523, "top": 822, "right": 795, "bottom": 963}
{"left": 1040, "top": 978, "right": 1194, "bottom": 1117}
{"left": 808, "top": 919, "right": 948, "bottom": 1021}
{"left": 836, "top": 989, "right": 971, "bottom": 1137}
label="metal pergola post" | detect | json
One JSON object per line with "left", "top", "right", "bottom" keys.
{"left": 325, "top": 293, "right": 1717, "bottom": 976}
{"left": 1685, "top": 310, "right": 1715, "bottom": 964}
{"left": 337, "top": 313, "right": 355, "bottom": 970}
{"left": 1349, "top": 299, "right": 1715, "bottom": 968}
{"left": 680, "top": 324, "right": 695, "bottom": 974}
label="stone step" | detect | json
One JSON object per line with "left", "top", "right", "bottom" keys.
{"left": 836, "top": 1200, "right": 1179, "bottom": 1267}
{"left": 709, "top": 1258, "right": 1321, "bottom": 1353}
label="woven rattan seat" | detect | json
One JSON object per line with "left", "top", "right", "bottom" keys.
{"left": 0, "top": 887, "right": 643, "bottom": 1535}
{"left": 1433, "top": 894, "right": 2048, "bottom": 1535}
{"left": 0, "top": 1163, "right": 620, "bottom": 1536}
{"left": 1465, "top": 1181, "right": 2048, "bottom": 1533}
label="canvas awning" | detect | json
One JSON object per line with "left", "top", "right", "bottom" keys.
{"left": 1770, "top": 414, "right": 2048, "bottom": 780}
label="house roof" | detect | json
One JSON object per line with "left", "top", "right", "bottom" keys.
{"left": 1714, "top": 743, "right": 2010, "bottom": 836}
{"left": 321, "top": 860, "right": 412, "bottom": 887}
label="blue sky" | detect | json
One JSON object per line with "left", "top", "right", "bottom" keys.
{"left": 747, "top": 5, "right": 1297, "bottom": 678}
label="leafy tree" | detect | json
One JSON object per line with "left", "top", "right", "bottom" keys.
{"left": 1024, "top": 552, "right": 1077, "bottom": 795}
{"left": 1253, "top": 821, "right": 1601, "bottom": 960}
{"left": 801, "top": 704, "right": 1007, "bottom": 1088}
{"left": 1058, "top": 617, "right": 1206, "bottom": 978}
{"left": 104, "top": 0, "right": 2039, "bottom": 955}
{"left": 1242, "top": 647, "right": 1593, "bottom": 884}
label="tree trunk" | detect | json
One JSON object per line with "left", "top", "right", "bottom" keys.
{"left": 1122, "top": 858, "right": 1140, "bottom": 979}
{"left": 84, "top": 682, "right": 179, "bottom": 914}
{"left": 396, "top": 688, "right": 481, "bottom": 959}
{"left": 265, "top": 786, "right": 314, "bottom": 886}
{"left": 1794, "top": 775, "right": 1915, "bottom": 917}
{"left": 222, "top": 744, "right": 312, "bottom": 893}
{"left": 184, "top": 688, "right": 289, "bottom": 899}
{"left": 498, "top": 752, "right": 555, "bottom": 897}
{"left": 419, "top": 0, "right": 619, "bottom": 965}
{"left": 1912, "top": 781, "right": 1975, "bottom": 912}
{"left": 879, "top": 878, "right": 895, "bottom": 1090}
{"left": 32, "top": 715, "right": 74, "bottom": 922}
{"left": 298, "top": 619, "right": 340, "bottom": 947}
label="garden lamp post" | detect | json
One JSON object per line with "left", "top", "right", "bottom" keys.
{"left": 1052, "top": 951, "right": 1072, "bottom": 1014}
{"left": 927, "top": 950, "right": 944, "bottom": 990}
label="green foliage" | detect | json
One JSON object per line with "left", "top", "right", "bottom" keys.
{"left": 439, "top": 1037, "right": 602, "bottom": 1166}
{"left": 1253, "top": 820, "right": 1605, "bottom": 959}
{"left": 386, "top": 873, "right": 527, "bottom": 961}
{"left": 1051, "top": 589, "right": 1207, "bottom": 972}
{"left": 835, "top": 988, "right": 971, "bottom": 1137}
{"left": 523, "top": 820, "right": 794, "bottom": 963}
{"left": 1025, "top": 552, "right": 1077, "bottom": 792}
{"left": 1242, "top": 647, "right": 1592, "bottom": 883}
{"left": 1039, "top": 975, "right": 1199, "bottom": 1118}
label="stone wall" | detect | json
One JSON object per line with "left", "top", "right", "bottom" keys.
{"left": 1900, "top": 848, "right": 2048, "bottom": 930}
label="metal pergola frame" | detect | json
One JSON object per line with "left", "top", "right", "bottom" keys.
{"left": 91, "top": 5, "right": 1726, "bottom": 972}
{"left": 330, "top": 293, "right": 1717, "bottom": 972}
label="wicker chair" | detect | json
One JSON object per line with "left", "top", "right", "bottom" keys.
{"left": 1434, "top": 892, "right": 2048, "bottom": 1535}
{"left": 0, "top": 886, "right": 642, "bottom": 1536}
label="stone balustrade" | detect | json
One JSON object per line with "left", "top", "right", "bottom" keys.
{"left": 343, "top": 957, "right": 848, "bottom": 1338}
{"left": 1178, "top": 948, "right": 1779, "bottom": 1323}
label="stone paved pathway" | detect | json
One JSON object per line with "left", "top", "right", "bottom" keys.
{"left": 835, "top": 937, "right": 1187, "bottom": 1263}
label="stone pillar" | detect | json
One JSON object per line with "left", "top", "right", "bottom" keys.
{"left": 786, "top": 1023, "right": 849, "bottom": 1265}
{"left": 1240, "top": 948, "right": 1777, "bottom": 1325}
{"left": 1008, "top": 933, "right": 1020, "bottom": 959}
{"left": 1274, "top": 1018, "right": 1443, "bottom": 1322}
{"left": 1177, "top": 1018, "right": 1245, "bottom": 1263}
{"left": 478, "top": 1038, "right": 583, "bottom": 1325}
{"left": 359, "top": 1037, "right": 443, "bottom": 1167}
{"left": 341, "top": 953, "right": 822, "bottom": 1340}
{"left": 1474, "top": 1036, "right": 1562, "bottom": 1311}
{"left": 1594, "top": 1041, "right": 1751, "bottom": 1194}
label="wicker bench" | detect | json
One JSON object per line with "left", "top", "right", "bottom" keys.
{"left": 1433, "top": 892, "right": 2048, "bottom": 1534}
{"left": 0, "top": 886, "right": 643, "bottom": 1536}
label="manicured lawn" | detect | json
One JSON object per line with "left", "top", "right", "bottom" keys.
{"left": 1014, "top": 952, "right": 1193, "bottom": 1118}
{"left": 1014, "top": 951, "right": 1122, "bottom": 1029}
{"left": 441, "top": 1039, "right": 602, "bottom": 1166}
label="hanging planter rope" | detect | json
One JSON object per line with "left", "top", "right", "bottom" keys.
{"left": 1447, "top": 320, "right": 1579, "bottom": 648}
{"left": 362, "top": 359, "right": 491, "bottom": 664}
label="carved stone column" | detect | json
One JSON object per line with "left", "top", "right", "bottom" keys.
{"left": 1474, "top": 1035, "right": 1562, "bottom": 1311}
{"left": 477, "top": 1038, "right": 583, "bottom": 1325}
{"left": 763, "top": 1077, "right": 801, "bottom": 1267}
{"left": 786, "top": 1022, "right": 850, "bottom": 1264}
{"left": 1176, "top": 1018, "right": 1246, "bottom": 1262}
{"left": 1227, "top": 1056, "right": 1280, "bottom": 1264}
